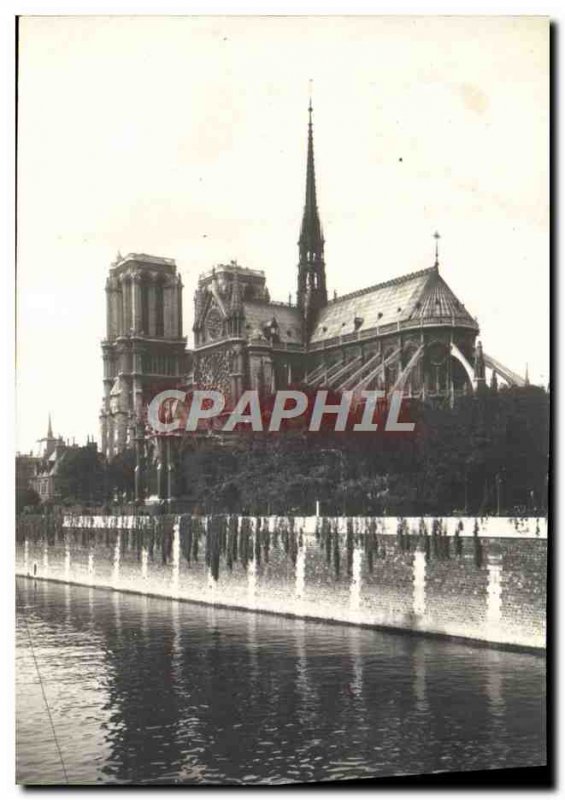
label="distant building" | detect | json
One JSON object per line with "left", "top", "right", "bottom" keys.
{"left": 29, "top": 416, "right": 99, "bottom": 502}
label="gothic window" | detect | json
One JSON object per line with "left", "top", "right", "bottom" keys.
{"left": 206, "top": 308, "right": 223, "bottom": 341}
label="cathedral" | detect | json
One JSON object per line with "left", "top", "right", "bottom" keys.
{"left": 100, "top": 102, "right": 526, "bottom": 470}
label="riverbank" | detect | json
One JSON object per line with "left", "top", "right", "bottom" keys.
{"left": 16, "top": 514, "right": 547, "bottom": 651}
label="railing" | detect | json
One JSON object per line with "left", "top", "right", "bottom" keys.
{"left": 267, "top": 299, "right": 298, "bottom": 309}
{"left": 309, "top": 316, "right": 478, "bottom": 352}
{"left": 271, "top": 342, "right": 304, "bottom": 352}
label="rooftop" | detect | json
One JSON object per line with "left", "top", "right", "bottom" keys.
{"left": 310, "top": 266, "right": 478, "bottom": 343}
{"left": 112, "top": 252, "right": 177, "bottom": 268}
{"left": 198, "top": 262, "right": 266, "bottom": 284}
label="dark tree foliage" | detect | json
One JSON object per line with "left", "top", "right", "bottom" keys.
{"left": 175, "top": 387, "right": 548, "bottom": 517}
{"left": 16, "top": 486, "right": 41, "bottom": 514}
{"left": 106, "top": 448, "right": 136, "bottom": 498}
{"left": 55, "top": 446, "right": 110, "bottom": 504}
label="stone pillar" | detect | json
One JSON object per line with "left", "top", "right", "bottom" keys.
{"left": 105, "top": 279, "right": 114, "bottom": 339}
{"left": 105, "top": 278, "right": 119, "bottom": 339}
{"left": 155, "top": 281, "right": 164, "bottom": 337}
{"left": 177, "top": 275, "right": 183, "bottom": 338}
{"left": 413, "top": 547, "right": 426, "bottom": 617}
{"left": 120, "top": 278, "right": 126, "bottom": 334}
{"left": 116, "top": 283, "right": 124, "bottom": 335}
{"left": 148, "top": 279, "right": 156, "bottom": 336}
{"left": 132, "top": 273, "right": 142, "bottom": 333}
{"left": 132, "top": 345, "right": 143, "bottom": 417}
{"left": 163, "top": 281, "right": 174, "bottom": 338}
{"left": 122, "top": 276, "right": 132, "bottom": 334}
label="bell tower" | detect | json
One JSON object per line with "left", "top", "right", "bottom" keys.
{"left": 100, "top": 253, "right": 188, "bottom": 459}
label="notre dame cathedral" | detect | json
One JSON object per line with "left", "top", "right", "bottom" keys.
{"left": 100, "top": 102, "right": 526, "bottom": 466}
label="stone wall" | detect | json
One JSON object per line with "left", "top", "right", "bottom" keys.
{"left": 15, "top": 514, "right": 547, "bottom": 650}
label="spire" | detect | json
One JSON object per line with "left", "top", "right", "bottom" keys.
{"left": 298, "top": 91, "right": 324, "bottom": 259}
{"left": 297, "top": 85, "right": 328, "bottom": 324}
{"left": 525, "top": 363, "right": 530, "bottom": 385}
{"left": 47, "top": 413, "right": 53, "bottom": 439}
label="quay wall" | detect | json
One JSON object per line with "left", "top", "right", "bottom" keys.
{"left": 15, "top": 515, "right": 547, "bottom": 650}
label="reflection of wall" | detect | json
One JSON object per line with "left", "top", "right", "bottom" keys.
{"left": 16, "top": 515, "right": 546, "bottom": 650}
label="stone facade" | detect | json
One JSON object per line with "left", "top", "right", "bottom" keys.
{"left": 100, "top": 253, "right": 189, "bottom": 459}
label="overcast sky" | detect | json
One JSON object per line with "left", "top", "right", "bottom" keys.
{"left": 17, "top": 15, "right": 549, "bottom": 453}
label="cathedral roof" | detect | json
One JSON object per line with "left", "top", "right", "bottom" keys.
{"left": 309, "top": 267, "right": 478, "bottom": 344}
{"left": 243, "top": 301, "right": 303, "bottom": 344}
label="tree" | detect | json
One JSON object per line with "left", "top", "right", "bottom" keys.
{"left": 16, "top": 486, "right": 41, "bottom": 514}
{"left": 56, "top": 446, "right": 108, "bottom": 504}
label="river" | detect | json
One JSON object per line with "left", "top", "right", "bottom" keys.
{"left": 16, "top": 577, "right": 546, "bottom": 785}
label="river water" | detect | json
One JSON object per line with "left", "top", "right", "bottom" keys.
{"left": 16, "top": 577, "right": 546, "bottom": 785}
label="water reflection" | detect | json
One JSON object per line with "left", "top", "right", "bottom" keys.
{"left": 16, "top": 578, "right": 546, "bottom": 785}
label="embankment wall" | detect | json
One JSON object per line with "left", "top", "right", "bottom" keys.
{"left": 15, "top": 515, "right": 547, "bottom": 650}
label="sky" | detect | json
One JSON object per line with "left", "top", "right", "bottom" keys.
{"left": 16, "top": 15, "right": 549, "bottom": 453}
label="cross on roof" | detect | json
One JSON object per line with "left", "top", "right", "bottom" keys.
{"left": 433, "top": 231, "right": 440, "bottom": 267}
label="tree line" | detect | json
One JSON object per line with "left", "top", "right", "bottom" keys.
{"left": 17, "top": 386, "right": 549, "bottom": 517}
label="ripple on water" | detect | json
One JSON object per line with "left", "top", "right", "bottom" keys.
{"left": 16, "top": 578, "right": 546, "bottom": 785}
